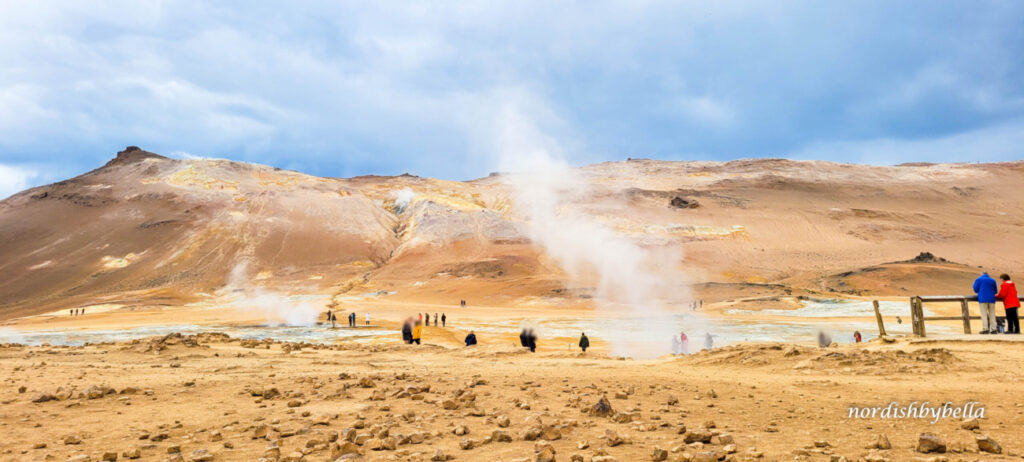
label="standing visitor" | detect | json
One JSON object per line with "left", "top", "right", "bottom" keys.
{"left": 365, "top": 312, "right": 370, "bottom": 326}
{"left": 853, "top": 331, "right": 862, "bottom": 343}
{"left": 671, "top": 335, "right": 681, "bottom": 354}
{"left": 578, "top": 332, "right": 590, "bottom": 352}
{"left": 412, "top": 321, "right": 423, "bottom": 345}
{"left": 402, "top": 318, "right": 413, "bottom": 344}
{"left": 680, "top": 332, "right": 688, "bottom": 354}
{"left": 973, "top": 272, "right": 999, "bottom": 334}
{"left": 997, "top": 274, "right": 1020, "bottom": 334}
{"left": 442, "top": 313, "right": 447, "bottom": 327}
{"left": 704, "top": 332, "right": 713, "bottom": 350}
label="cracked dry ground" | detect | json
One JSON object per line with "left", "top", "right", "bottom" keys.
{"left": 2, "top": 334, "right": 1023, "bottom": 462}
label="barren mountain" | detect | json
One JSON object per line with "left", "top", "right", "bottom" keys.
{"left": 1, "top": 147, "right": 1021, "bottom": 319}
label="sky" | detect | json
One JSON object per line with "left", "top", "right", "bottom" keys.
{"left": 1, "top": 1, "right": 1023, "bottom": 198}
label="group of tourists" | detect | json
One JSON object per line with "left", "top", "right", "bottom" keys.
{"left": 324, "top": 310, "right": 370, "bottom": 328}
{"left": 68, "top": 308, "right": 85, "bottom": 316}
{"left": 417, "top": 312, "right": 446, "bottom": 327}
{"left": 974, "top": 272, "right": 1020, "bottom": 334}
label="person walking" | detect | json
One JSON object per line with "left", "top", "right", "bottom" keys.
{"left": 365, "top": 312, "right": 370, "bottom": 326}
{"left": 974, "top": 272, "right": 999, "bottom": 334}
{"left": 680, "top": 332, "right": 688, "bottom": 354}
{"left": 441, "top": 313, "right": 446, "bottom": 327}
{"left": 704, "top": 332, "right": 713, "bottom": 350}
{"left": 997, "top": 274, "right": 1020, "bottom": 334}
{"left": 464, "top": 330, "right": 477, "bottom": 346}
{"left": 412, "top": 321, "right": 423, "bottom": 345}
{"left": 578, "top": 332, "right": 590, "bottom": 352}
{"left": 327, "top": 310, "right": 334, "bottom": 328}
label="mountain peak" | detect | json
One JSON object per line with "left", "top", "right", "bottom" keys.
{"left": 103, "top": 146, "right": 168, "bottom": 167}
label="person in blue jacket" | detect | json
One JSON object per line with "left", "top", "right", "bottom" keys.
{"left": 464, "top": 331, "right": 477, "bottom": 346}
{"left": 974, "top": 272, "right": 999, "bottom": 334}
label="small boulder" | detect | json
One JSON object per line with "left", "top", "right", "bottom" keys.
{"left": 916, "top": 433, "right": 946, "bottom": 453}
{"left": 976, "top": 435, "right": 1002, "bottom": 454}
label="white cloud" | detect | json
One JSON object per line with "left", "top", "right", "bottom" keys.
{"left": 0, "top": 164, "right": 40, "bottom": 199}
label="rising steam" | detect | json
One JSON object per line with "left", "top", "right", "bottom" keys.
{"left": 225, "top": 261, "right": 319, "bottom": 326}
{"left": 491, "top": 102, "right": 704, "bottom": 358}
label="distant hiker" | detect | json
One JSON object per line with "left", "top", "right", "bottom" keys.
{"left": 441, "top": 313, "right": 447, "bottom": 327}
{"left": 997, "top": 274, "right": 1020, "bottom": 334}
{"left": 412, "top": 321, "right": 423, "bottom": 345}
{"left": 700, "top": 299, "right": 703, "bottom": 309}
{"left": 365, "top": 312, "right": 370, "bottom": 326}
{"left": 896, "top": 316, "right": 903, "bottom": 324}
{"left": 704, "top": 332, "right": 713, "bottom": 350}
{"left": 434, "top": 313, "right": 438, "bottom": 326}
{"left": 671, "top": 335, "right": 681, "bottom": 354}
{"left": 419, "top": 313, "right": 423, "bottom": 324}
{"left": 974, "top": 272, "right": 999, "bottom": 334}
{"left": 680, "top": 332, "right": 688, "bottom": 354}
{"left": 853, "top": 331, "right": 862, "bottom": 343}
{"left": 81, "top": 308, "right": 85, "bottom": 316}
{"left": 69, "top": 309, "right": 72, "bottom": 316}
{"left": 402, "top": 318, "right": 413, "bottom": 344}
{"left": 520, "top": 328, "right": 537, "bottom": 353}
{"left": 460, "top": 299, "right": 466, "bottom": 307}
{"left": 327, "top": 310, "right": 335, "bottom": 328}
{"left": 817, "top": 331, "right": 832, "bottom": 348}
{"left": 464, "top": 331, "right": 477, "bottom": 346}
{"left": 579, "top": 332, "right": 590, "bottom": 352}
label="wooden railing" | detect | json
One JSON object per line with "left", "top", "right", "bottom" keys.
{"left": 910, "top": 295, "right": 980, "bottom": 337}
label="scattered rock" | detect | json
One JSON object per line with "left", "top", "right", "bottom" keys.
{"left": 976, "top": 435, "right": 1002, "bottom": 454}
{"left": 651, "top": 447, "right": 668, "bottom": 461}
{"left": 605, "top": 429, "right": 626, "bottom": 447}
{"left": 917, "top": 433, "right": 946, "bottom": 453}
{"left": 32, "top": 393, "right": 56, "bottom": 403}
{"left": 491, "top": 430, "right": 512, "bottom": 443}
{"left": 867, "top": 434, "right": 891, "bottom": 450}
{"left": 591, "top": 397, "right": 614, "bottom": 417}
{"left": 535, "top": 442, "right": 556, "bottom": 462}
{"left": 961, "top": 418, "right": 980, "bottom": 430}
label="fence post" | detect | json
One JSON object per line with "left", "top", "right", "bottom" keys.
{"left": 917, "top": 297, "right": 927, "bottom": 337}
{"left": 959, "top": 298, "right": 972, "bottom": 334}
{"left": 872, "top": 300, "right": 887, "bottom": 337}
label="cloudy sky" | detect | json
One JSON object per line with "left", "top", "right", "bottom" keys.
{"left": 1, "top": 1, "right": 1022, "bottom": 197}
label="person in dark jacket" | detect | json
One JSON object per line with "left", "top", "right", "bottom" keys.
{"left": 401, "top": 318, "right": 413, "bottom": 344}
{"left": 520, "top": 328, "right": 537, "bottom": 352}
{"left": 434, "top": 313, "right": 438, "bottom": 326}
{"left": 579, "top": 332, "right": 590, "bottom": 352}
{"left": 974, "top": 272, "right": 999, "bottom": 334}
{"left": 997, "top": 274, "right": 1020, "bottom": 334}
{"left": 442, "top": 313, "right": 447, "bottom": 327}
{"left": 464, "top": 331, "right": 477, "bottom": 346}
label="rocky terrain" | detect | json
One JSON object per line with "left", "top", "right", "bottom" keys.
{"left": 2, "top": 333, "right": 1022, "bottom": 462}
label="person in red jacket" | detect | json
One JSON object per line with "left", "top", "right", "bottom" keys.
{"left": 997, "top": 274, "right": 1020, "bottom": 334}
